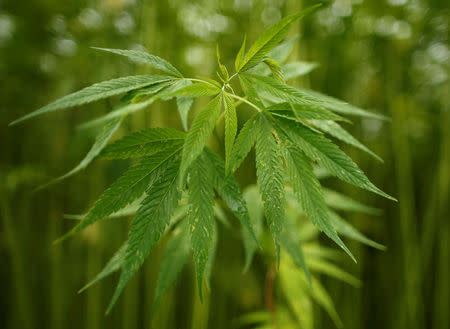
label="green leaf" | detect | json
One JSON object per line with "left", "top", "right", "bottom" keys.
{"left": 92, "top": 47, "right": 183, "bottom": 77}
{"left": 216, "top": 44, "right": 229, "bottom": 81}
{"left": 10, "top": 75, "right": 173, "bottom": 125}
{"left": 162, "top": 81, "right": 221, "bottom": 98}
{"left": 222, "top": 93, "right": 238, "bottom": 172}
{"left": 101, "top": 128, "right": 185, "bottom": 159}
{"left": 323, "top": 188, "right": 382, "bottom": 215}
{"left": 329, "top": 211, "right": 386, "bottom": 250}
{"left": 280, "top": 217, "right": 311, "bottom": 284}
{"left": 307, "top": 258, "right": 361, "bottom": 287}
{"left": 238, "top": 75, "right": 265, "bottom": 108}
{"left": 307, "top": 277, "right": 343, "bottom": 328}
{"left": 297, "top": 88, "right": 388, "bottom": 120}
{"left": 37, "top": 115, "right": 123, "bottom": 190}
{"left": 176, "top": 79, "right": 195, "bottom": 131}
{"left": 242, "top": 186, "right": 264, "bottom": 271}
{"left": 281, "top": 143, "right": 355, "bottom": 261}
{"left": 204, "top": 221, "right": 218, "bottom": 289}
{"left": 277, "top": 117, "right": 396, "bottom": 201}
{"left": 267, "top": 36, "right": 298, "bottom": 63}
{"left": 283, "top": 62, "right": 318, "bottom": 80}
{"left": 55, "top": 144, "right": 183, "bottom": 243}
{"left": 237, "top": 5, "right": 321, "bottom": 72}
{"left": 152, "top": 221, "right": 190, "bottom": 314}
{"left": 268, "top": 102, "right": 346, "bottom": 122}
{"left": 78, "top": 241, "right": 127, "bottom": 293}
{"left": 235, "top": 34, "right": 247, "bottom": 72}
{"left": 179, "top": 95, "right": 222, "bottom": 186}
{"left": 309, "top": 120, "right": 383, "bottom": 162}
{"left": 228, "top": 114, "right": 259, "bottom": 174}
{"left": 204, "top": 149, "right": 259, "bottom": 246}
{"left": 106, "top": 154, "right": 181, "bottom": 313}
{"left": 255, "top": 114, "right": 285, "bottom": 262}
{"left": 263, "top": 58, "right": 284, "bottom": 82}
{"left": 188, "top": 154, "right": 216, "bottom": 301}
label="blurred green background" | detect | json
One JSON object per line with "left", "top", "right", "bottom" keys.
{"left": 1, "top": 0, "right": 448, "bottom": 328}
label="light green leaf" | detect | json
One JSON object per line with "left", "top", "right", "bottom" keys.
{"left": 307, "top": 258, "right": 361, "bottom": 287}
{"left": 204, "top": 221, "right": 218, "bottom": 289}
{"left": 92, "top": 47, "right": 183, "bottom": 77}
{"left": 280, "top": 218, "right": 311, "bottom": 284}
{"left": 323, "top": 188, "right": 382, "bottom": 215}
{"left": 277, "top": 117, "right": 396, "bottom": 201}
{"left": 281, "top": 143, "right": 355, "bottom": 261}
{"left": 228, "top": 114, "right": 259, "bottom": 174}
{"left": 222, "top": 93, "right": 238, "bottom": 172}
{"left": 188, "top": 154, "right": 216, "bottom": 301}
{"left": 162, "top": 81, "right": 221, "bottom": 98}
{"left": 106, "top": 154, "right": 181, "bottom": 313}
{"left": 238, "top": 75, "right": 265, "bottom": 108}
{"left": 37, "top": 115, "right": 123, "bottom": 190}
{"left": 78, "top": 241, "right": 127, "bottom": 293}
{"left": 101, "top": 127, "right": 185, "bottom": 159}
{"left": 55, "top": 144, "right": 183, "bottom": 243}
{"left": 176, "top": 79, "right": 195, "bottom": 131}
{"left": 267, "top": 36, "right": 298, "bottom": 63}
{"left": 307, "top": 277, "right": 343, "bottom": 328}
{"left": 309, "top": 120, "right": 383, "bottom": 162}
{"left": 10, "top": 75, "right": 173, "bottom": 125}
{"left": 263, "top": 58, "right": 284, "bottom": 82}
{"left": 179, "top": 95, "right": 222, "bottom": 186}
{"left": 329, "top": 210, "right": 386, "bottom": 250}
{"left": 242, "top": 185, "right": 264, "bottom": 271}
{"left": 297, "top": 88, "right": 388, "bottom": 120}
{"left": 235, "top": 34, "right": 247, "bottom": 72}
{"left": 237, "top": 5, "right": 321, "bottom": 72}
{"left": 204, "top": 149, "right": 259, "bottom": 246}
{"left": 268, "top": 102, "right": 346, "bottom": 122}
{"left": 283, "top": 62, "right": 318, "bottom": 80}
{"left": 255, "top": 114, "right": 285, "bottom": 262}
{"left": 152, "top": 221, "right": 190, "bottom": 314}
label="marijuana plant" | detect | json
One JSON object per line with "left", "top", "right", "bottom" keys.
{"left": 11, "top": 4, "right": 395, "bottom": 320}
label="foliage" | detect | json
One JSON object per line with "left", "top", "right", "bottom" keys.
{"left": 11, "top": 5, "right": 395, "bottom": 325}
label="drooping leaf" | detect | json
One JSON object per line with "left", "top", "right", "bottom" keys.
{"left": 188, "top": 154, "right": 216, "bottom": 301}
{"left": 55, "top": 144, "right": 183, "bottom": 243}
{"left": 222, "top": 93, "right": 238, "bottom": 172}
{"left": 323, "top": 188, "right": 382, "bottom": 215}
{"left": 309, "top": 120, "right": 383, "bottom": 162}
{"left": 307, "top": 277, "right": 343, "bottom": 328}
{"left": 263, "top": 58, "right": 284, "bottom": 82}
{"left": 228, "top": 113, "right": 259, "bottom": 174}
{"left": 204, "top": 149, "right": 258, "bottom": 246}
{"left": 268, "top": 102, "right": 346, "bottom": 122}
{"left": 277, "top": 117, "right": 396, "bottom": 200}
{"left": 179, "top": 95, "right": 222, "bottom": 186}
{"left": 329, "top": 210, "right": 386, "bottom": 250}
{"left": 242, "top": 185, "right": 264, "bottom": 271}
{"left": 92, "top": 47, "right": 183, "bottom": 77}
{"left": 281, "top": 142, "right": 355, "bottom": 261}
{"left": 78, "top": 242, "right": 128, "bottom": 293}
{"left": 152, "top": 221, "right": 190, "bottom": 314}
{"left": 237, "top": 5, "right": 321, "bottom": 72}
{"left": 11, "top": 75, "right": 173, "bottom": 125}
{"left": 106, "top": 154, "right": 181, "bottom": 313}
{"left": 235, "top": 34, "right": 247, "bottom": 72}
{"left": 101, "top": 127, "right": 185, "bottom": 159}
{"left": 37, "top": 115, "right": 123, "bottom": 190}
{"left": 267, "top": 36, "right": 298, "bottom": 63}
{"left": 255, "top": 114, "right": 285, "bottom": 262}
